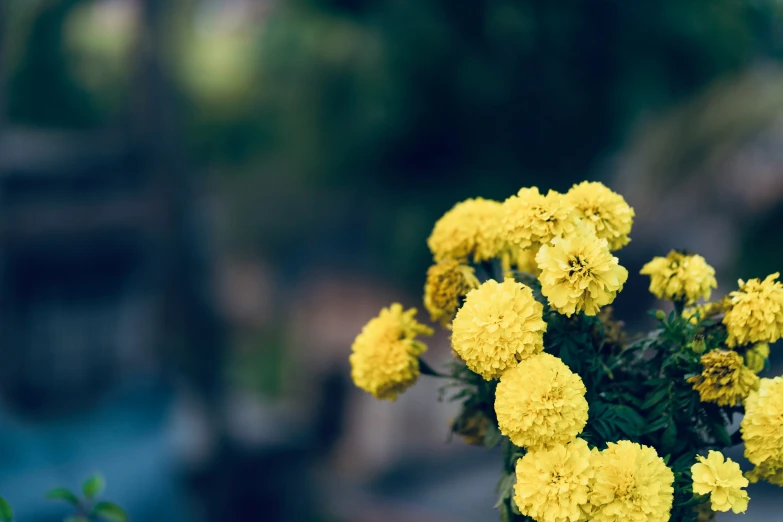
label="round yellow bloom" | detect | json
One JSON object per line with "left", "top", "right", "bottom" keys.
{"left": 741, "top": 377, "right": 783, "bottom": 484}
{"left": 590, "top": 440, "right": 674, "bottom": 522}
{"left": 423, "top": 259, "right": 480, "bottom": 326}
{"left": 427, "top": 198, "right": 504, "bottom": 263}
{"left": 687, "top": 350, "right": 760, "bottom": 407}
{"left": 536, "top": 232, "right": 628, "bottom": 317}
{"left": 723, "top": 273, "right": 783, "bottom": 347}
{"left": 691, "top": 451, "right": 749, "bottom": 514}
{"left": 452, "top": 278, "right": 547, "bottom": 380}
{"left": 566, "top": 181, "right": 634, "bottom": 251}
{"left": 640, "top": 251, "right": 717, "bottom": 305}
{"left": 745, "top": 343, "right": 770, "bottom": 374}
{"left": 514, "top": 438, "right": 593, "bottom": 522}
{"left": 502, "top": 187, "right": 577, "bottom": 250}
{"left": 349, "top": 303, "right": 433, "bottom": 401}
{"left": 494, "top": 352, "right": 588, "bottom": 449}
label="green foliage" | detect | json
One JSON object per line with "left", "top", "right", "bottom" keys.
{"left": 46, "top": 476, "right": 128, "bottom": 522}
{"left": 0, "top": 497, "right": 13, "bottom": 522}
{"left": 82, "top": 476, "right": 105, "bottom": 500}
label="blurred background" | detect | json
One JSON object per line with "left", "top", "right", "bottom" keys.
{"left": 1, "top": 0, "right": 783, "bottom": 520}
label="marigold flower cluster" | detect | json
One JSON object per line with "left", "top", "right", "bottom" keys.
{"left": 691, "top": 451, "right": 749, "bottom": 513}
{"left": 349, "top": 303, "right": 432, "bottom": 401}
{"left": 347, "top": 181, "right": 780, "bottom": 522}
{"left": 640, "top": 250, "right": 717, "bottom": 305}
{"left": 687, "top": 350, "right": 759, "bottom": 407}
{"left": 741, "top": 377, "right": 783, "bottom": 485}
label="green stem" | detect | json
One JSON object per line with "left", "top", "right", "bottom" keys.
{"left": 419, "top": 358, "right": 448, "bottom": 378}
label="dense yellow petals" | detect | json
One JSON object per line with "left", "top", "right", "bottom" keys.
{"left": 349, "top": 303, "right": 433, "bottom": 401}
{"left": 427, "top": 198, "right": 505, "bottom": 263}
{"left": 452, "top": 279, "right": 547, "bottom": 380}
{"left": 589, "top": 440, "right": 674, "bottom": 522}
{"left": 536, "top": 232, "right": 628, "bottom": 317}
{"left": 741, "top": 377, "right": 783, "bottom": 484}
{"left": 688, "top": 350, "right": 759, "bottom": 407}
{"left": 640, "top": 250, "right": 717, "bottom": 305}
{"left": 723, "top": 273, "right": 783, "bottom": 347}
{"left": 566, "top": 181, "right": 634, "bottom": 251}
{"left": 494, "top": 352, "right": 588, "bottom": 450}
{"left": 513, "top": 438, "right": 593, "bottom": 522}
{"left": 423, "top": 259, "right": 480, "bottom": 326}
{"left": 691, "top": 451, "right": 749, "bottom": 513}
{"left": 502, "top": 187, "right": 578, "bottom": 250}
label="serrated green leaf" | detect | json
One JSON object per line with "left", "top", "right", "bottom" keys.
{"left": 46, "top": 487, "right": 80, "bottom": 505}
{"left": 641, "top": 387, "right": 670, "bottom": 410}
{"left": 92, "top": 501, "right": 128, "bottom": 522}
{"left": 82, "top": 475, "right": 105, "bottom": 499}
{"left": 0, "top": 497, "right": 11, "bottom": 522}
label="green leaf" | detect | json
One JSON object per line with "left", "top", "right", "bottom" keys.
{"left": 484, "top": 421, "right": 502, "bottom": 450}
{"left": 92, "top": 501, "right": 129, "bottom": 522}
{"left": 661, "top": 420, "right": 678, "bottom": 453}
{"left": 46, "top": 487, "right": 80, "bottom": 505}
{"left": 82, "top": 475, "right": 105, "bottom": 500}
{"left": 0, "top": 497, "right": 12, "bottom": 522}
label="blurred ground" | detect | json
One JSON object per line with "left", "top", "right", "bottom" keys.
{"left": 1, "top": 1, "right": 783, "bottom": 521}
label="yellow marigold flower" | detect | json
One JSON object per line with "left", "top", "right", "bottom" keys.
{"left": 515, "top": 246, "right": 540, "bottom": 275}
{"left": 745, "top": 460, "right": 783, "bottom": 486}
{"left": 494, "top": 352, "right": 588, "bottom": 449}
{"left": 452, "top": 278, "right": 546, "bottom": 380}
{"left": 536, "top": 232, "right": 628, "bottom": 317}
{"left": 741, "top": 377, "right": 783, "bottom": 483}
{"left": 349, "top": 303, "right": 433, "bottom": 401}
{"left": 683, "top": 301, "right": 724, "bottom": 325}
{"left": 691, "top": 451, "right": 749, "bottom": 513}
{"left": 688, "top": 350, "right": 760, "bottom": 407}
{"left": 745, "top": 343, "right": 770, "bottom": 374}
{"left": 566, "top": 181, "right": 634, "bottom": 251}
{"left": 427, "top": 198, "right": 504, "bottom": 263}
{"left": 640, "top": 250, "right": 717, "bottom": 305}
{"left": 590, "top": 440, "right": 674, "bottom": 522}
{"left": 513, "top": 438, "right": 593, "bottom": 522}
{"left": 423, "top": 260, "right": 480, "bottom": 326}
{"left": 502, "top": 187, "right": 577, "bottom": 250}
{"left": 723, "top": 273, "right": 783, "bottom": 347}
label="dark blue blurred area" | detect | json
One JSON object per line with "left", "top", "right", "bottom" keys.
{"left": 2, "top": 1, "right": 783, "bottom": 521}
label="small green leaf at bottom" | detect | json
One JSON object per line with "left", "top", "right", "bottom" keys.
{"left": 46, "top": 487, "right": 80, "bottom": 505}
{"left": 92, "top": 501, "right": 129, "bottom": 522}
{"left": 0, "top": 497, "right": 13, "bottom": 522}
{"left": 82, "top": 475, "right": 105, "bottom": 500}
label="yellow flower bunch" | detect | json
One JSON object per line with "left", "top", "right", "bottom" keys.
{"left": 502, "top": 187, "right": 577, "bottom": 250}
{"left": 741, "top": 377, "right": 783, "bottom": 485}
{"left": 723, "top": 272, "right": 783, "bottom": 347}
{"left": 691, "top": 451, "right": 749, "bottom": 513}
{"left": 687, "top": 350, "right": 759, "bottom": 407}
{"left": 423, "top": 259, "right": 480, "bottom": 326}
{"left": 452, "top": 278, "right": 546, "bottom": 380}
{"left": 494, "top": 352, "right": 588, "bottom": 450}
{"left": 589, "top": 440, "right": 674, "bottom": 522}
{"left": 640, "top": 250, "right": 717, "bottom": 305}
{"left": 349, "top": 303, "right": 432, "bottom": 401}
{"left": 427, "top": 198, "right": 504, "bottom": 263}
{"left": 513, "top": 438, "right": 593, "bottom": 522}
{"left": 566, "top": 181, "right": 635, "bottom": 250}
{"left": 536, "top": 231, "right": 628, "bottom": 316}
{"left": 348, "top": 181, "right": 783, "bottom": 522}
